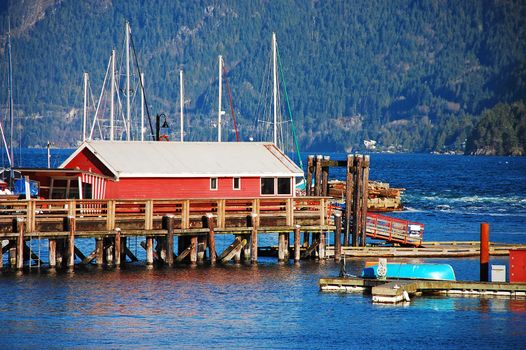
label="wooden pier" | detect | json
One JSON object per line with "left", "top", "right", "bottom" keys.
{"left": 0, "top": 197, "right": 334, "bottom": 270}
{"left": 319, "top": 277, "right": 526, "bottom": 303}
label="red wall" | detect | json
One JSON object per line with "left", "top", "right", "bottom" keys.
{"left": 105, "top": 177, "right": 278, "bottom": 199}
{"left": 64, "top": 149, "right": 114, "bottom": 177}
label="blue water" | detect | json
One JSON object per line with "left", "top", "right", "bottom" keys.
{"left": 1, "top": 150, "right": 526, "bottom": 349}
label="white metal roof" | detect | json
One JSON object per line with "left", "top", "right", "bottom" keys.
{"left": 60, "top": 141, "right": 304, "bottom": 179}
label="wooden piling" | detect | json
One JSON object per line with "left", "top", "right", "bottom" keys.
{"left": 67, "top": 216, "right": 75, "bottom": 269}
{"left": 0, "top": 241, "right": 3, "bottom": 269}
{"left": 48, "top": 239, "right": 56, "bottom": 268}
{"left": 314, "top": 155, "right": 323, "bottom": 196}
{"left": 278, "top": 232, "right": 287, "bottom": 262}
{"left": 197, "top": 235, "right": 207, "bottom": 262}
{"left": 352, "top": 156, "right": 363, "bottom": 247}
{"left": 322, "top": 156, "right": 330, "bottom": 196}
{"left": 9, "top": 241, "right": 16, "bottom": 268}
{"left": 16, "top": 219, "right": 25, "bottom": 270}
{"left": 360, "top": 155, "right": 370, "bottom": 247}
{"left": 250, "top": 213, "right": 258, "bottom": 264}
{"left": 105, "top": 237, "right": 114, "bottom": 266}
{"left": 334, "top": 213, "right": 342, "bottom": 262}
{"left": 114, "top": 228, "right": 121, "bottom": 267}
{"left": 319, "top": 231, "right": 326, "bottom": 260}
{"left": 294, "top": 225, "right": 301, "bottom": 262}
{"left": 164, "top": 215, "right": 175, "bottom": 267}
{"left": 303, "top": 232, "right": 310, "bottom": 248}
{"left": 207, "top": 214, "right": 217, "bottom": 265}
{"left": 96, "top": 238, "right": 104, "bottom": 267}
{"left": 306, "top": 155, "right": 314, "bottom": 196}
{"left": 344, "top": 154, "right": 354, "bottom": 246}
{"left": 146, "top": 236, "right": 154, "bottom": 265}
{"left": 190, "top": 236, "right": 198, "bottom": 265}
{"left": 480, "top": 223, "right": 490, "bottom": 282}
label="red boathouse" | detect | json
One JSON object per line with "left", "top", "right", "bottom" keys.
{"left": 58, "top": 141, "right": 304, "bottom": 200}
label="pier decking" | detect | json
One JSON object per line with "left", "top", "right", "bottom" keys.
{"left": 319, "top": 277, "right": 526, "bottom": 303}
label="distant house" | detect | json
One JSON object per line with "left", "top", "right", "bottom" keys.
{"left": 55, "top": 141, "right": 303, "bottom": 199}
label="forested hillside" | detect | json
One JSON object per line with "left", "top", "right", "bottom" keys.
{"left": 0, "top": 0, "right": 525, "bottom": 155}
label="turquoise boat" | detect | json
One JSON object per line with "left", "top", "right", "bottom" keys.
{"left": 362, "top": 263, "right": 456, "bottom": 281}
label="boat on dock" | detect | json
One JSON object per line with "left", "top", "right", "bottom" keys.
{"left": 361, "top": 262, "right": 457, "bottom": 281}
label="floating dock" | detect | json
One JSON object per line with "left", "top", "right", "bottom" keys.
{"left": 319, "top": 277, "right": 526, "bottom": 303}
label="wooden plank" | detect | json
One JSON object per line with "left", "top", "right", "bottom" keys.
{"left": 220, "top": 239, "right": 247, "bottom": 264}
{"left": 218, "top": 237, "right": 242, "bottom": 261}
{"left": 81, "top": 249, "right": 97, "bottom": 265}
{"left": 176, "top": 242, "right": 195, "bottom": 263}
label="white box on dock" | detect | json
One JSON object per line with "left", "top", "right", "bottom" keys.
{"left": 491, "top": 265, "right": 506, "bottom": 282}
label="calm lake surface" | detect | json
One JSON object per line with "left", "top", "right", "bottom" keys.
{"left": 1, "top": 150, "right": 525, "bottom": 349}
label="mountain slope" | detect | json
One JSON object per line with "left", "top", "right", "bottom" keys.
{"left": 0, "top": 0, "right": 525, "bottom": 154}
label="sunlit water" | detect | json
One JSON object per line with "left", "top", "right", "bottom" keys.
{"left": 1, "top": 150, "right": 525, "bottom": 349}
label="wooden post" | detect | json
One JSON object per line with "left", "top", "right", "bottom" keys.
{"left": 16, "top": 219, "right": 25, "bottom": 270}
{"left": 303, "top": 232, "right": 310, "bottom": 248}
{"left": 322, "top": 155, "right": 330, "bottom": 196}
{"left": 352, "top": 155, "right": 363, "bottom": 247}
{"left": 164, "top": 215, "right": 175, "bottom": 267}
{"left": 306, "top": 155, "right": 314, "bottom": 196}
{"left": 96, "top": 238, "right": 104, "bottom": 267}
{"left": 285, "top": 232, "right": 290, "bottom": 260}
{"left": 241, "top": 234, "right": 251, "bottom": 262}
{"left": 480, "top": 222, "right": 490, "bottom": 282}
{"left": 334, "top": 212, "right": 342, "bottom": 262}
{"left": 105, "top": 237, "right": 114, "bottom": 266}
{"left": 278, "top": 232, "right": 287, "bottom": 262}
{"left": 294, "top": 225, "right": 301, "bottom": 262}
{"left": 207, "top": 214, "right": 217, "bottom": 265}
{"left": 114, "top": 228, "right": 121, "bottom": 267}
{"left": 190, "top": 236, "right": 198, "bottom": 265}
{"left": 197, "top": 235, "right": 208, "bottom": 262}
{"left": 250, "top": 213, "right": 258, "bottom": 264}
{"left": 48, "top": 239, "right": 56, "bottom": 269}
{"left": 360, "top": 155, "right": 370, "bottom": 247}
{"left": 344, "top": 154, "right": 354, "bottom": 246}
{"left": 0, "top": 241, "right": 3, "bottom": 269}
{"left": 9, "top": 240, "right": 16, "bottom": 268}
{"left": 314, "top": 155, "right": 323, "bottom": 196}
{"left": 319, "top": 231, "right": 326, "bottom": 259}
{"left": 146, "top": 236, "right": 154, "bottom": 265}
{"left": 67, "top": 216, "right": 75, "bottom": 269}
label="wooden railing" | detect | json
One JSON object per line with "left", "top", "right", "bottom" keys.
{"left": 366, "top": 213, "right": 424, "bottom": 246}
{"left": 0, "top": 197, "right": 332, "bottom": 236}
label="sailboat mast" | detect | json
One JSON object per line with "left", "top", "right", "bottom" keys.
{"left": 218, "top": 55, "right": 223, "bottom": 142}
{"left": 272, "top": 32, "right": 278, "bottom": 146}
{"left": 141, "top": 73, "right": 145, "bottom": 141}
{"left": 180, "top": 69, "right": 184, "bottom": 142}
{"left": 83, "top": 72, "right": 88, "bottom": 142}
{"left": 7, "top": 18, "right": 14, "bottom": 171}
{"left": 110, "top": 49, "right": 116, "bottom": 141}
{"left": 125, "top": 21, "right": 131, "bottom": 140}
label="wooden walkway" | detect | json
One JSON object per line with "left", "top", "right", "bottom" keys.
{"left": 324, "top": 241, "right": 526, "bottom": 258}
{"left": 319, "top": 277, "right": 526, "bottom": 303}
{"left": 0, "top": 197, "right": 334, "bottom": 269}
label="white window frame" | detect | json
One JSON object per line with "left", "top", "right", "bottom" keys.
{"left": 233, "top": 177, "right": 241, "bottom": 190}
{"left": 210, "top": 177, "right": 218, "bottom": 191}
{"left": 260, "top": 177, "right": 276, "bottom": 196}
